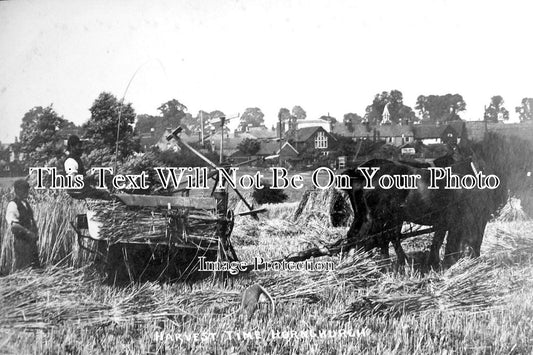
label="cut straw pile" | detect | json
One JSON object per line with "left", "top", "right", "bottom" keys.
{"left": 292, "top": 188, "right": 353, "bottom": 227}
{"left": 496, "top": 197, "right": 530, "bottom": 222}
{"left": 0, "top": 266, "right": 210, "bottom": 330}
{"left": 0, "top": 252, "right": 381, "bottom": 330}
{"left": 334, "top": 256, "right": 527, "bottom": 320}
{"left": 87, "top": 199, "right": 218, "bottom": 245}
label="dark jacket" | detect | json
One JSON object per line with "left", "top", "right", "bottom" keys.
{"left": 12, "top": 198, "right": 36, "bottom": 231}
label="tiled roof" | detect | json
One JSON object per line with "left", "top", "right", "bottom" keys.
{"left": 412, "top": 125, "right": 445, "bottom": 139}
{"left": 375, "top": 124, "right": 413, "bottom": 137}
{"left": 256, "top": 140, "right": 281, "bottom": 155}
{"left": 293, "top": 126, "right": 329, "bottom": 142}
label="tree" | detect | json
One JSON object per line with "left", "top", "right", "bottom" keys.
{"left": 237, "top": 138, "right": 261, "bottom": 155}
{"left": 238, "top": 108, "right": 265, "bottom": 132}
{"left": 365, "top": 90, "right": 416, "bottom": 125}
{"left": 515, "top": 98, "right": 533, "bottom": 122}
{"left": 278, "top": 108, "right": 291, "bottom": 122}
{"left": 134, "top": 114, "right": 159, "bottom": 134}
{"left": 343, "top": 113, "right": 364, "bottom": 132}
{"left": 135, "top": 99, "right": 188, "bottom": 135}
{"left": 330, "top": 133, "right": 361, "bottom": 157}
{"left": 84, "top": 92, "right": 140, "bottom": 160}
{"left": 291, "top": 105, "right": 306, "bottom": 121}
{"left": 19, "top": 105, "right": 71, "bottom": 167}
{"left": 319, "top": 115, "right": 337, "bottom": 124}
{"left": 415, "top": 94, "right": 466, "bottom": 123}
{"left": 158, "top": 99, "right": 188, "bottom": 128}
{"left": 484, "top": 96, "right": 509, "bottom": 123}
{"left": 277, "top": 108, "right": 291, "bottom": 137}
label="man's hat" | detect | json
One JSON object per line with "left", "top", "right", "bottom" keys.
{"left": 67, "top": 135, "right": 82, "bottom": 149}
{"left": 13, "top": 179, "right": 30, "bottom": 191}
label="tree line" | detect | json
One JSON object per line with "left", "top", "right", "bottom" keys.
{"left": 9, "top": 90, "right": 533, "bottom": 171}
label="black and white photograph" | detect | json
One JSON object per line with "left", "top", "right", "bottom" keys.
{"left": 1, "top": 0, "right": 533, "bottom": 353}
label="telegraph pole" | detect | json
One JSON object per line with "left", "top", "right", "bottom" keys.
{"left": 200, "top": 111, "right": 204, "bottom": 146}
{"left": 278, "top": 111, "right": 283, "bottom": 166}
{"left": 219, "top": 116, "right": 226, "bottom": 164}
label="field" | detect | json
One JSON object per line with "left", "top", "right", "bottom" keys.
{"left": 1, "top": 184, "right": 533, "bottom": 354}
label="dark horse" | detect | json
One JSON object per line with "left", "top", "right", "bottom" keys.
{"left": 340, "top": 136, "right": 508, "bottom": 268}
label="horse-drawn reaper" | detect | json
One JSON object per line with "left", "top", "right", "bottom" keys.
{"left": 70, "top": 126, "right": 265, "bottom": 284}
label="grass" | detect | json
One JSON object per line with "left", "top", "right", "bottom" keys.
{"left": 1, "top": 191, "right": 533, "bottom": 354}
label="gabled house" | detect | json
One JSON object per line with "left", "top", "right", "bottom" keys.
{"left": 229, "top": 139, "right": 299, "bottom": 166}
{"left": 292, "top": 126, "right": 336, "bottom": 152}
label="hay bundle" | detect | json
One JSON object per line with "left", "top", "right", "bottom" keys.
{"left": 334, "top": 257, "right": 524, "bottom": 320}
{"left": 482, "top": 224, "right": 533, "bottom": 264}
{"left": 86, "top": 199, "right": 218, "bottom": 245}
{"left": 496, "top": 197, "right": 530, "bottom": 222}
{"left": 0, "top": 266, "right": 199, "bottom": 330}
{"left": 293, "top": 188, "right": 353, "bottom": 227}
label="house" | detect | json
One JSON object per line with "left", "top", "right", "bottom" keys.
{"left": 139, "top": 130, "right": 158, "bottom": 151}
{"left": 412, "top": 121, "right": 466, "bottom": 145}
{"left": 292, "top": 126, "right": 336, "bottom": 153}
{"left": 256, "top": 140, "right": 299, "bottom": 163}
{"left": 373, "top": 124, "right": 414, "bottom": 146}
{"left": 331, "top": 123, "right": 414, "bottom": 146}
{"left": 230, "top": 139, "right": 299, "bottom": 166}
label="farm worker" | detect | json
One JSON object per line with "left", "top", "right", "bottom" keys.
{"left": 5, "top": 179, "right": 40, "bottom": 270}
{"left": 64, "top": 135, "right": 112, "bottom": 200}
{"left": 64, "top": 134, "right": 86, "bottom": 178}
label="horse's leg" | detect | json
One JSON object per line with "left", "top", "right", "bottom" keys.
{"left": 393, "top": 239, "right": 407, "bottom": 266}
{"left": 428, "top": 229, "right": 446, "bottom": 269}
{"left": 346, "top": 187, "right": 367, "bottom": 243}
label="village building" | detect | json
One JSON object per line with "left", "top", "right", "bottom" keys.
{"left": 412, "top": 121, "right": 466, "bottom": 145}
{"left": 291, "top": 126, "right": 335, "bottom": 152}
{"left": 331, "top": 122, "right": 414, "bottom": 146}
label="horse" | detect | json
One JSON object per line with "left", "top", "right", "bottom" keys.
{"left": 340, "top": 136, "right": 507, "bottom": 268}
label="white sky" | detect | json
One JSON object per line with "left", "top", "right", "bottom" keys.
{"left": 1, "top": 0, "right": 532, "bottom": 143}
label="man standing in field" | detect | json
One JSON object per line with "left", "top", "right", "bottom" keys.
{"left": 64, "top": 135, "right": 111, "bottom": 200}
{"left": 5, "top": 179, "right": 40, "bottom": 270}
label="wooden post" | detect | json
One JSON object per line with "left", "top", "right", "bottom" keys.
{"left": 213, "top": 168, "right": 231, "bottom": 284}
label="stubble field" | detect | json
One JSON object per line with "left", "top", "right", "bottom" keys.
{"left": 0, "top": 185, "right": 533, "bottom": 354}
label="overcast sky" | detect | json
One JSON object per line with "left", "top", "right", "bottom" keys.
{"left": 1, "top": 0, "right": 531, "bottom": 143}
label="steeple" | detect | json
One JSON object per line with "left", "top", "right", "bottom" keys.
{"left": 381, "top": 102, "right": 391, "bottom": 125}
